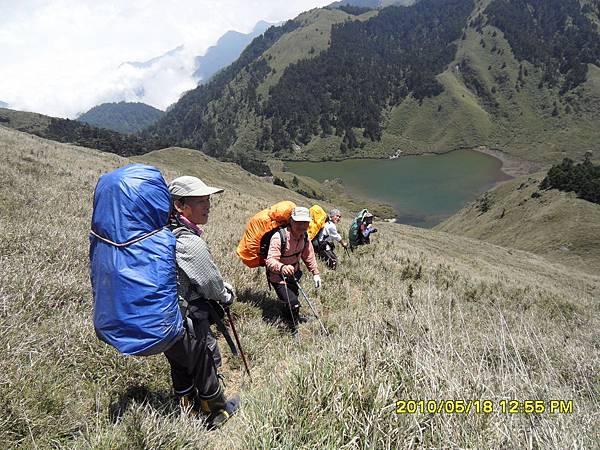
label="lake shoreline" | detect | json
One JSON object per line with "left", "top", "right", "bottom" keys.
{"left": 468, "top": 146, "right": 542, "bottom": 178}
{"left": 281, "top": 146, "right": 542, "bottom": 179}
{"left": 285, "top": 149, "right": 514, "bottom": 227}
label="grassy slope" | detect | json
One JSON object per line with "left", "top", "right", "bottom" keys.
{"left": 435, "top": 172, "right": 600, "bottom": 275}
{"left": 1, "top": 126, "right": 599, "bottom": 448}
{"left": 256, "top": 8, "right": 353, "bottom": 99}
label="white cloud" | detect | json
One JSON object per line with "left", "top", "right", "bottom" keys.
{"left": 0, "top": 0, "right": 332, "bottom": 118}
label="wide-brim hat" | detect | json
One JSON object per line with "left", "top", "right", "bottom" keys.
{"left": 168, "top": 176, "right": 224, "bottom": 197}
{"left": 291, "top": 206, "right": 311, "bottom": 222}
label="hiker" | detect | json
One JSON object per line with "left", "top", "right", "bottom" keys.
{"left": 349, "top": 209, "right": 378, "bottom": 249}
{"left": 315, "top": 208, "right": 348, "bottom": 270}
{"left": 166, "top": 175, "right": 240, "bottom": 427}
{"left": 265, "top": 206, "right": 321, "bottom": 333}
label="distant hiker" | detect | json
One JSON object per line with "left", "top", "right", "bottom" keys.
{"left": 349, "top": 209, "right": 378, "bottom": 250}
{"left": 167, "top": 175, "right": 240, "bottom": 427}
{"left": 265, "top": 206, "right": 321, "bottom": 334}
{"left": 314, "top": 208, "right": 348, "bottom": 270}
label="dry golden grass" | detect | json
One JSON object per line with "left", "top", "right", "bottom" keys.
{"left": 1, "top": 126, "right": 598, "bottom": 449}
{"left": 436, "top": 171, "right": 600, "bottom": 276}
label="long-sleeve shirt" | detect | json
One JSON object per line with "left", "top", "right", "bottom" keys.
{"left": 321, "top": 220, "right": 342, "bottom": 244}
{"left": 265, "top": 227, "right": 319, "bottom": 284}
{"left": 360, "top": 222, "right": 376, "bottom": 238}
{"left": 173, "top": 227, "right": 229, "bottom": 304}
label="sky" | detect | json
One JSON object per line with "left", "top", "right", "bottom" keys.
{"left": 0, "top": 0, "right": 332, "bottom": 118}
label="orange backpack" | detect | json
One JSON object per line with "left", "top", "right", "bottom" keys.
{"left": 236, "top": 201, "right": 296, "bottom": 268}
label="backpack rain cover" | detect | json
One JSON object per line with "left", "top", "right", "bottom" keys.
{"left": 236, "top": 200, "right": 296, "bottom": 268}
{"left": 89, "top": 164, "right": 183, "bottom": 356}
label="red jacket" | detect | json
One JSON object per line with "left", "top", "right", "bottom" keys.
{"left": 265, "top": 227, "right": 319, "bottom": 284}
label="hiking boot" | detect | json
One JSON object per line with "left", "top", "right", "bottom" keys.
{"left": 199, "top": 387, "right": 240, "bottom": 429}
{"left": 297, "top": 315, "right": 314, "bottom": 324}
{"left": 210, "top": 394, "right": 240, "bottom": 429}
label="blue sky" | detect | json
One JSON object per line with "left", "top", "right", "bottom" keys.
{"left": 0, "top": 0, "right": 332, "bottom": 118}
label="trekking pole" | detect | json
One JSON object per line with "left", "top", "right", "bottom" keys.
{"left": 344, "top": 246, "right": 351, "bottom": 259}
{"left": 226, "top": 309, "right": 252, "bottom": 381}
{"left": 294, "top": 280, "right": 329, "bottom": 336}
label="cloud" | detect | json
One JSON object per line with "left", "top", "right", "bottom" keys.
{"left": 0, "top": 0, "right": 332, "bottom": 118}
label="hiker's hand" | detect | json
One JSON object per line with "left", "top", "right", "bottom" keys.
{"left": 313, "top": 275, "right": 321, "bottom": 289}
{"left": 223, "top": 281, "right": 236, "bottom": 300}
{"left": 281, "top": 265, "right": 295, "bottom": 277}
{"left": 220, "top": 289, "right": 234, "bottom": 307}
{"left": 341, "top": 240, "right": 348, "bottom": 249}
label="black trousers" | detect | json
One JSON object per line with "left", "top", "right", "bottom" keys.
{"left": 164, "top": 317, "right": 221, "bottom": 400}
{"left": 271, "top": 280, "right": 301, "bottom": 321}
{"left": 317, "top": 242, "right": 338, "bottom": 270}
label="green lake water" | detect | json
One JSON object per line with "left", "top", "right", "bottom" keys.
{"left": 286, "top": 150, "right": 512, "bottom": 228}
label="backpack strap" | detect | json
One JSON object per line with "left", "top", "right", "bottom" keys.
{"left": 283, "top": 231, "right": 308, "bottom": 259}
{"left": 266, "top": 228, "right": 308, "bottom": 285}
{"left": 278, "top": 227, "right": 288, "bottom": 260}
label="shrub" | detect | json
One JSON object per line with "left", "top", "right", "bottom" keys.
{"left": 540, "top": 155, "right": 600, "bottom": 204}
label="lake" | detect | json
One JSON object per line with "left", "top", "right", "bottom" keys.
{"left": 286, "top": 149, "right": 512, "bottom": 228}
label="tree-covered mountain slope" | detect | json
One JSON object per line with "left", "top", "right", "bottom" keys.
{"left": 436, "top": 167, "right": 600, "bottom": 275}
{"left": 0, "top": 107, "right": 164, "bottom": 156}
{"left": 1, "top": 125, "right": 598, "bottom": 447}
{"left": 77, "top": 101, "right": 164, "bottom": 134}
{"left": 146, "top": 0, "right": 600, "bottom": 166}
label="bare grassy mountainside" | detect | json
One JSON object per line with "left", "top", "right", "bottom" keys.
{"left": 436, "top": 172, "right": 600, "bottom": 275}
{"left": 1, "top": 126, "right": 598, "bottom": 448}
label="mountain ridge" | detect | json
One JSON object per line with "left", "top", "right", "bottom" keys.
{"left": 146, "top": 0, "right": 600, "bottom": 167}
{"left": 193, "top": 20, "right": 273, "bottom": 83}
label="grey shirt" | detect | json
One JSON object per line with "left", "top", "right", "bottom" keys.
{"left": 173, "top": 228, "right": 228, "bottom": 304}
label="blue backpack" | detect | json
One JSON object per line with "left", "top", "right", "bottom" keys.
{"left": 89, "top": 164, "right": 183, "bottom": 356}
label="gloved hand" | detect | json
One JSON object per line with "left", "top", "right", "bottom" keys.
{"left": 313, "top": 274, "right": 321, "bottom": 289}
{"left": 223, "top": 281, "right": 236, "bottom": 299}
{"left": 220, "top": 281, "right": 235, "bottom": 307}
{"left": 220, "top": 289, "right": 234, "bottom": 307}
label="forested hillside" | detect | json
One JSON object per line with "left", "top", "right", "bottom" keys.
{"left": 145, "top": 0, "right": 600, "bottom": 166}
{"left": 77, "top": 101, "right": 164, "bottom": 134}
{"left": 0, "top": 107, "right": 164, "bottom": 157}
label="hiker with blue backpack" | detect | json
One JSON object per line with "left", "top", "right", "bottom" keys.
{"left": 166, "top": 175, "right": 241, "bottom": 427}
{"left": 314, "top": 208, "right": 348, "bottom": 270}
{"left": 265, "top": 206, "right": 321, "bottom": 335}
{"left": 90, "top": 166, "right": 240, "bottom": 429}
